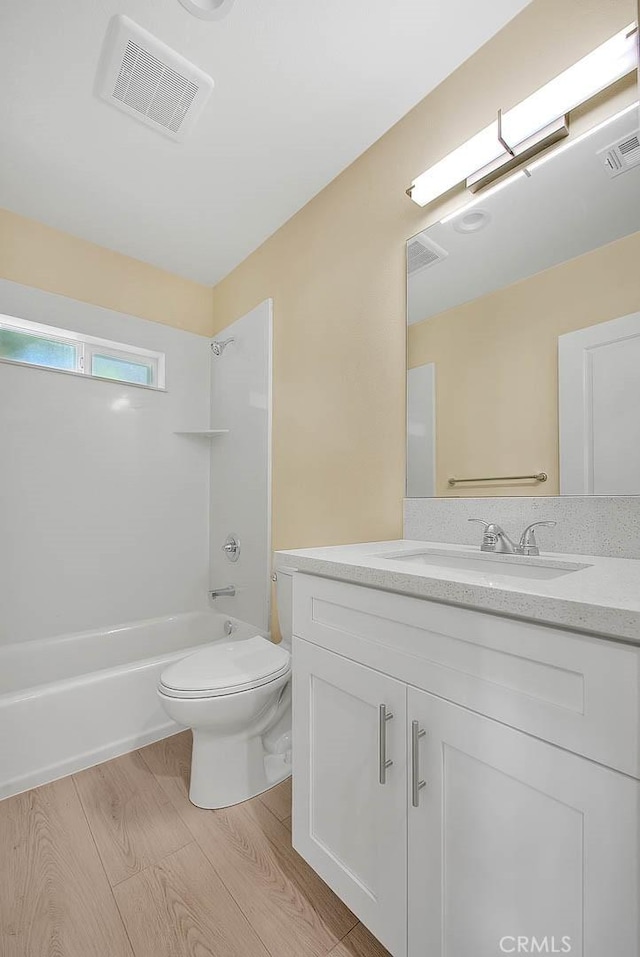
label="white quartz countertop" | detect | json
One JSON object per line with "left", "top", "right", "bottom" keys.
{"left": 275, "top": 540, "right": 640, "bottom": 644}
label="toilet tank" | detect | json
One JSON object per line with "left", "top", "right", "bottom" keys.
{"left": 275, "top": 566, "right": 296, "bottom": 647}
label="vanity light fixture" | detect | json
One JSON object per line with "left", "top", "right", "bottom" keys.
{"left": 407, "top": 23, "right": 638, "bottom": 207}
{"left": 439, "top": 101, "right": 639, "bottom": 227}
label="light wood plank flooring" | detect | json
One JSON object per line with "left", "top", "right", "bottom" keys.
{"left": 0, "top": 732, "right": 390, "bottom": 957}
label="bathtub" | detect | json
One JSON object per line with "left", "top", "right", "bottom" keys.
{"left": 0, "top": 611, "right": 263, "bottom": 800}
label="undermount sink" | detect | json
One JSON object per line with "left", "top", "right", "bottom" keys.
{"left": 378, "top": 547, "right": 590, "bottom": 581}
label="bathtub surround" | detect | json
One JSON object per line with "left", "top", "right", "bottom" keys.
{"left": 404, "top": 497, "right": 640, "bottom": 561}
{"left": 0, "top": 279, "right": 211, "bottom": 644}
{"left": 0, "top": 282, "right": 280, "bottom": 800}
{"left": 208, "top": 301, "right": 272, "bottom": 632}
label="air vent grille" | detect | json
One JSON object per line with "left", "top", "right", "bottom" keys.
{"left": 113, "top": 41, "right": 199, "bottom": 134}
{"left": 619, "top": 133, "right": 640, "bottom": 156}
{"left": 97, "top": 16, "right": 214, "bottom": 141}
{"left": 407, "top": 234, "right": 448, "bottom": 275}
{"left": 599, "top": 129, "right": 640, "bottom": 178}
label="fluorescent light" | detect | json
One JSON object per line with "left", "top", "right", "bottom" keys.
{"left": 409, "top": 125, "right": 502, "bottom": 207}
{"left": 501, "top": 25, "right": 637, "bottom": 146}
{"left": 438, "top": 100, "right": 639, "bottom": 227}
{"left": 409, "top": 23, "right": 638, "bottom": 207}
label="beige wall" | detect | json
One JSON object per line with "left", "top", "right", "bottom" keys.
{"left": 408, "top": 230, "right": 640, "bottom": 496}
{"left": 0, "top": 208, "right": 213, "bottom": 336}
{"left": 209, "top": 0, "right": 637, "bottom": 561}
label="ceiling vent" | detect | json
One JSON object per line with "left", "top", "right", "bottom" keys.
{"left": 407, "top": 233, "right": 448, "bottom": 275}
{"left": 598, "top": 129, "right": 640, "bottom": 178}
{"left": 96, "top": 16, "right": 214, "bottom": 141}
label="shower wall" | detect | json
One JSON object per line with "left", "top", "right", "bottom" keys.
{"left": 0, "top": 280, "right": 211, "bottom": 645}
{"left": 209, "top": 300, "right": 272, "bottom": 632}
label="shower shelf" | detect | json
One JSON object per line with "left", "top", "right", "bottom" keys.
{"left": 174, "top": 429, "right": 230, "bottom": 436}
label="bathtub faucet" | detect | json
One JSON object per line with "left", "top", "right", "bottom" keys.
{"left": 210, "top": 585, "right": 236, "bottom": 600}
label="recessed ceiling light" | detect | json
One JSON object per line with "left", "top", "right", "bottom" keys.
{"left": 178, "top": 0, "right": 234, "bottom": 20}
{"left": 452, "top": 209, "right": 492, "bottom": 233}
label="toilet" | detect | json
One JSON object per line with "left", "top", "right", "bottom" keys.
{"left": 157, "top": 567, "right": 295, "bottom": 809}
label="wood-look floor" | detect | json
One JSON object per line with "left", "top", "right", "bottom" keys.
{"left": 0, "top": 732, "right": 390, "bottom": 957}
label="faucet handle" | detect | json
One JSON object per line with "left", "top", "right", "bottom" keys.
{"left": 518, "top": 521, "right": 556, "bottom": 556}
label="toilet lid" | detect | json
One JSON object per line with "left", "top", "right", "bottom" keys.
{"left": 159, "top": 635, "right": 290, "bottom": 698}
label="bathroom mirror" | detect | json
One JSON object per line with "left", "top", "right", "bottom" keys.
{"left": 406, "top": 105, "right": 640, "bottom": 497}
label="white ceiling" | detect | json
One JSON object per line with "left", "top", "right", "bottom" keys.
{"left": 0, "top": 0, "right": 530, "bottom": 286}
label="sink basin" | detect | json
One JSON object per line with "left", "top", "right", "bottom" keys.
{"left": 379, "top": 547, "right": 590, "bottom": 581}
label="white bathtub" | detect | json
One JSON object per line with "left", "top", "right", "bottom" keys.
{"left": 0, "top": 611, "right": 263, "bottom": 800}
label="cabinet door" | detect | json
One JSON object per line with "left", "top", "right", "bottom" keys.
{"left": 407, "top": 688, "right": 639, "bottom": 957}
{"left": 293, "top": 637, "right": 408, "bottom": 957}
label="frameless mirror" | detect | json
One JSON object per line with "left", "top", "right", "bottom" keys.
{"left": 406, "top": 105, "right": 640, "bottom": 497}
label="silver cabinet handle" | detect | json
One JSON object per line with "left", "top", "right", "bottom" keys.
{"left": 411, "top": 720, "right": 426, "bottom": 807}
{"left": 378, "top": 704, "right": 394, "bottom": 784}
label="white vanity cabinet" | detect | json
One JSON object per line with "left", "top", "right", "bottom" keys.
{"left": 408, "top": 687, "right": 638, "bottom": 957}
{"left": 291, "top": 573, "right": 640, "bottom": 957}
{"left": 293, "top": 639, "right": 408, "bottom": 956}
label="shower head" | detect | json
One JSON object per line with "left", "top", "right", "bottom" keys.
{"left": 211, "top": 337, "right": 235, "bottom": 356}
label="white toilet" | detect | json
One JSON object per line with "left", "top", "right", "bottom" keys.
{"left": 157, "top": 567, "right": 294, "bottom": 809}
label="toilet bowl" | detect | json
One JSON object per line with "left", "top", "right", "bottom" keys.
{"left": 157, "top": 567, "right": 295, "bottom": 809}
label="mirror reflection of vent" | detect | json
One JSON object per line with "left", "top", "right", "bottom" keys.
{"left": 407, "top": 234, "right": 449, "bottom": 275}
{"left": 598, "top": 130, "right": 640, "bottom": 178}
{"left": 97, "top": 16, "right": 214, "bottom": 142}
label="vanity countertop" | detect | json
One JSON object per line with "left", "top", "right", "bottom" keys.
{"left": 275, "top": 540, "right": 640, "bottom": 644}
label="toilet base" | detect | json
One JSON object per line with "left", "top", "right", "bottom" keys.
{"left": 189, "top": 728, "right": 291, "bottom": 809}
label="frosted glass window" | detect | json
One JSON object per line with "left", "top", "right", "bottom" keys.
{"left": 0, "top": 328, "right": 78, "bottom": 371}
{"left": 91, "top": 353, "right": 153, "bottom": 385}
{"left": 0, "top": 313, "right": 164, "bottom": 390}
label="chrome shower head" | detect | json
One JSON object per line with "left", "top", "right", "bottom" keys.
{"left": 211, "top": 337, "right": 235, "bottom": 356}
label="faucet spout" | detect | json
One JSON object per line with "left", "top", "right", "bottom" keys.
{"left": 468, "top": 519, "right": 518, "bottom": 553}
{"left": 210, "top": 585, "right": 236, "bottom": 600}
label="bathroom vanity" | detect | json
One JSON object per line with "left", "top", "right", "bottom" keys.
{"left": 276, "top": 541, "right": 640, "bottom": 957}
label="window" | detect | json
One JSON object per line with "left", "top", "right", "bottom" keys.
{"left": 0, "top": 315, "right": 165, "bottom": 389}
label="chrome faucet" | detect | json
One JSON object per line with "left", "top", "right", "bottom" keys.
{"left": 210, "top": 585, "right": 236, "bottom": 600}
{"left": 518, "top": 521, "right": 557, "bottom": 556}
{"left": 469, "top": 519, "right": 556, "bottom": 556}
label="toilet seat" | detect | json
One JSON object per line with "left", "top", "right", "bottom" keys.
{"left": 159, "top": 635, "right": 290, "bottom": 699}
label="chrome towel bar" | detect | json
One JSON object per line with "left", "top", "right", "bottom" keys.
{"left": 448, "top": 471, "right": 548, "bottom": 487}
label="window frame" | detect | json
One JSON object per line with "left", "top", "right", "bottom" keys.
{"left": 0, "top": 314, "right": 166, "bottom": 390}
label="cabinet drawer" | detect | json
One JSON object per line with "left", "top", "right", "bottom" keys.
{"left": 293, "top": 573, "right": 640, "bottom": 778}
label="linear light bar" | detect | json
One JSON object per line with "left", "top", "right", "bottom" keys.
{"left": 408, "top": 23, "right": 638, "bottom": 207}
{"left": 437, "top": 100, "right": 639, "bottom": 227}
